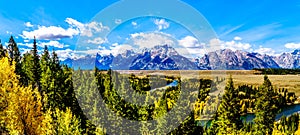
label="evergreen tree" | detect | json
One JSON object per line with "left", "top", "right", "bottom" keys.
{"left": 43, "top": 50, "right": 61, "bottom": 109}
{"left": 214, "top": 75, "right": 242, "bottom": 134}
{"left": 51, "top": 50, "right": 60, "bottom": 71}
{"left": 254, "top": 75, "right": 278, "bottom": 135}
{"left": 40, "top": 45, "right": 51, "bottom": 106}
{"left": 31, "top": 37, "right": 41, "bottom": 91}
{"left": 0, "top": 39, "right": 7, "bottom": 58}
{"left": 21, "top": 53, "right": 34, "bottom": 86}
{"left": 40, "top": 45, "right": 50, "bottom": 69}
{"left": 7, "top": 36, "right": 22, "bottom": 76}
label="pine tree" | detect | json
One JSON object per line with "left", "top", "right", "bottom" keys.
{"left": 214, "top": 75, "right": 242, "bottom": 134}
{"left": 0, "top": 39, "right": 7, "bottom": 58}
{"left": 40, "top": 45, "right": 51, "bottom": 107}
{"left": 41, "top": 45, "right": 50, "bottom": 69}
{"left": 20, "top": 52, "right": 34, "bottom": 86}
{"left": 7, "top": 36, "right": 22, "bottom": 76}
{"left": 254, "top": 75, "right": 278, "bottom": 135}
{"left": 44, "top": 50, "right": 61, "bottom": 109}
{"left": 51, "top": 50, "right": 60, "bottom": 72}
{"left": 31, "top": 37, "right": 41, "bottom": 91}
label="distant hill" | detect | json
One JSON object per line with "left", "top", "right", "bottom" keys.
{"left": 61, "top": 45, "right": 300, "bottom": 70}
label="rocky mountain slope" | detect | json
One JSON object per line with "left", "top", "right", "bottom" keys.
{"left": 62, "top": 45, "right": 300, "bottom": 70}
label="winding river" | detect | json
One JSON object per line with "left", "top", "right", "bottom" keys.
{"left": 154, "top": 80, "right": 300, "bottom": 125}
{"left": 241, "top": 104, "right": 300, "bottom": 122}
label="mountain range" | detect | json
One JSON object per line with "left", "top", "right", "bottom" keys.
{"left": 62, "top": 44, "right": 300, "bottom": 70}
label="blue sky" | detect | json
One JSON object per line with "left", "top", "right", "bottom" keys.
{"left": 0, "top": 0, "right": 300, "bottom": 59}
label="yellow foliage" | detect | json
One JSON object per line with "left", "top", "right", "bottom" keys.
{"left": 194, "top": 99, "right": 206, "bottom": 120}
{"left": 0, "top": 57, "right": 47, "bottom": 134}
{"left": 94, "top": 127, "right": 106, "bottom": 135}
{"left": 295, "top": 121, "right": 300, "bottom": 135}
{"left": 38, "top": 109, "right": 55, "bottom": 135}
{"left": 54, "top": 107, "right": 82, "bottom": 134}
{"left": 0, "top": 57, "right": 83, "bottom": 134}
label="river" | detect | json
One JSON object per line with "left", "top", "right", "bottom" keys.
{"left": 198, "top": 104, "right": 300, "bottom": 126}
{"left": 154, "top": 80, "right": 300, "bottom": 125}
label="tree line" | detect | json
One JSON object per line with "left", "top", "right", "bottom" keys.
{"left": 254, "top": 68, "right": 300, "bottom": 75}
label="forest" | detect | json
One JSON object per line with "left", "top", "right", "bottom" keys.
{"left": 1, "top": 36, "right": 300, "bottom": 135}
{"left": 253, "top": 68, "right": 300, "bottom": 75}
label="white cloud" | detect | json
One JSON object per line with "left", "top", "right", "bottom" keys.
{"left": 21, "top": 25, "right": 79, "bottom": 40}
{"left": 19, "top": 48, "right": 32, "bottom": 54}
{"left": 115, "top": 19, "right": 122, "bottom": 24}
{"left": 207, "top": 38, "right": 252, "bottom": 52}
{"left": 175, "top": 47, "right": 206, "bottom": 58}
{"left": 66, "top": 18, "right": 109, "bottom": 37}
{"left": 21, "top": 18, "right": 109, "bottom": 40}
{"left": 254, "top": 46, "right": 275, "bottom": 55}
{"left": 41, "top": 40, "right": 68, "bottom": 48}
{"left": 23, "top": 39, "right": 30, "bottom": 43}
{"left": 207, "top": 38, "right": 222, "bottom": 51}
{"left": 130, "top": 32, "right": 175, "bottom": 48}
{"left": 18, "top": 40, "right": 68, "bottom": 48}
{"left": 87, "top": 37, "right": 106, "bottom": 44}
{"left": 55, "top": 49, "right": 74, "bottom": 60}
{"left": 111, "top": 43, "right": 118, "bottom": 47}
{"left": 97, "top": 43, "right": 134, "bottom": 56}
{"left": 18, "top": 42, "right": 35, "bottom": 48}
{"left": 154, "top": 19, "right": 169, "bottom": 30}
{"left": 76, "top": 49, "right": 100, "bottom": 55}
{"left": 234, "top": 36, "right": 242, "bottom": 41}
{"left": 55, "top": 49, "right": 103, "bottom": 60}
{"left": 65, "top": 18, "right": 84, "bottom": 28}
{"left": 110, "top": 44, "right": 134, "bottom": 56}
{"left": 178, "top": 36, "right": 201, "bottom": 48}
{"left": 222, "top": 40, "right": 251, "bottom": 50}
{"left": 132, "top": 21, "right": 137, "bottom": 26}
{"left": 284, "top": 42, "right": 300, "bottom": 49}
{"left": 176, "top": 36, "right": 208, "bottom": 57}
{"left": 24, "top": 22, "right": 34, "bottom": 27}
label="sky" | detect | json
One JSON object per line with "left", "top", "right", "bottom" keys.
{"left": 0, "top": 0, "right": 300, "bottom": 60}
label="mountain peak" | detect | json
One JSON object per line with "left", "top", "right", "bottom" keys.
{"left": 292, "top": 49, "right": 300, "bottom": 55}
{"left": 120, "top": 49, "right": 134, "bottom": 57}
{"left": 153, "top": 44, "right": 178, "bottom": 56}
{"left": 62, "top": 47, "right": 300, "bottom": 70}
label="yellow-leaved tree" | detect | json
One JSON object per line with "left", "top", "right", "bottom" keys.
{"left": 0, "top": 56, "right": 48, "bottom": 134}
{"left": 40, "top": 107, "right": 82, "bottom": 135}
{"left": 0, "top": 56, "right": 83, "bottom": 134}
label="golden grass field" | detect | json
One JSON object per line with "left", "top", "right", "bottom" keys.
{"left": 116, "top": 70, "right": 300, "bottom": 96}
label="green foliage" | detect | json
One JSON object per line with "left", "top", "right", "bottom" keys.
{"left": 21, "top": 52, "right": 34, "bottom": 86}
{"left": 31, "top": 37, "right": 41, "bottom": 90}
{"left": 212, "top": 75, "right": 242, "bottom": 134}
{"left": 0, "top": 39, "right": 6, "bottom": 58}
{"left": 254, "top": 75, "right": 279, "bottom": 135}
{"left": 7, "top": 36, "right": 20, "bottom": 63}
{"left": 53, "top": 107, "right": 82, "bottom": 134}
{"left": 7, "top": 36, "right": 22, "bottom": 76}
{"left": 254, "top": 68, "right": 300, "bottom": 75}
{"left": 274, "top": 113, "right": 300, "bottom": 134}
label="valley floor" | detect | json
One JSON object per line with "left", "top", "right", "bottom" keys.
{"left": 116, "top": 70, "right": 300, "bottom": 96}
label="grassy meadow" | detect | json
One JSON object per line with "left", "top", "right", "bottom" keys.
{"left": 117, "top": 70, "right": 300, "bottom": 96}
